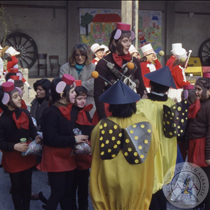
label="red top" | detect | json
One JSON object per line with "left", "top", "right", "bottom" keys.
{"left": 140, "top": 59, "right": 162, "bottom": 88}
{"left": 21, "top": 99, "right": 27, "bottom": 110}
{"left": 7, "top": 56, "right": 18, "bottom": 70}
{"left": 166, "top": 55, "right": 176, "bottom": 71}
{"left": 92, "top": 58, "right": 99, "bottom": 65}
{"left": 171, "top": 65, "right": 190, "bottom": 89}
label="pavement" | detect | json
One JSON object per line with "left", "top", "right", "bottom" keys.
{"left": 0, "top": 151, "right": 193, "bottom": 210}
{"left": 0, "top": 153, "right": 94, "bottom": 210}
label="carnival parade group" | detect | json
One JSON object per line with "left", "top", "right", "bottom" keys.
{"left": 0, "top": 22, "right": 209, "bottom": 210}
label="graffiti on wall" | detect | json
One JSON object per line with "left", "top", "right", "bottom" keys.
{"left": 79, "top": 8, "right": 162, "bottom": 55}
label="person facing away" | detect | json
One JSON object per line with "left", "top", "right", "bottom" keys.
{"left": 136, "top": 66, "right": 178, "bottom": 210}
{"left": 90, "top": 79, "right": 159, "bottom": 210}
{"left": 166, "top": 43, "right": 182, "bottom": 71}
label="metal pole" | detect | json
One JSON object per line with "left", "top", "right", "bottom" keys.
{"left": 121, "top": 1, "right": 132, "bottom": 25}
{"left": 132, "top": 0, "right": 139, "bottom": 50}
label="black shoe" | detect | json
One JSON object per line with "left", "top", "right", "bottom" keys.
{"left": 39, "top": 191, "right": 48, "bottom": 204}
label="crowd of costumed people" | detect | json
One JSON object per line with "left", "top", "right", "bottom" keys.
{"left": 0, "top": 22, "right": 209, "bottom": 210}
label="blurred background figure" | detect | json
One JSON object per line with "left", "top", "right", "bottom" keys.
{"left": 166, "top": 43, "right": 182, "bottom": 71}
{"left": 139, "top": 43, "right": 162, "bottom": 92}
{"left": 129, "top": 44, "right": 141, "bottom": 61}
{"left": 30, "top": 79, "right": 51, "bottom": 132}
{"left": 4, "top": 46, "right": 31, "bottom": 89}
{"left": 168, "top": 47, "right": 191, "bottom": 102}
{"left": 101, "top": 44, "right": 111, "bottom": 56}
{"left": 0, "top": 45, "right": 4, "bottom": 84}
{"left": 90, "top": 43, "right": 105, "bottom": 65}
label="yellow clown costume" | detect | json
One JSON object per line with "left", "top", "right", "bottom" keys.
{"left": 136, "top": 97, "right": 177, "bottom": 193}
{"left": 89, "top": 79, "right": 159, "bottom": 210}
{"left": 136, "top": 66, "right": 178, "bottom": 195}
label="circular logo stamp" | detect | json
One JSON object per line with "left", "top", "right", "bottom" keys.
{"left": 163, "top": 162, "right": 209, "bottom": 209}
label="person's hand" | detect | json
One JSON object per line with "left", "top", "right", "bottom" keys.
{"left": 142, "top": 90, "right": 148, "bottom": 99}
{"left": 173, "top": 97, "right": 178, "bottom": 103}
{"left": 35, "top": 135, "right": 42, "bottom": 144}
{"left": 75, "top": 135, "right": 89, "bottom": 144}
{"left": 152, "top": 53, "right": 157, "bottom": 61}
{"left": 14, "top": 143, "right": 28, "bottom": 152}
{"left": 205, "top": 159, "right": 210, "bottom": 165}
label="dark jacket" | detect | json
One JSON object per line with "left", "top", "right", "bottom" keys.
{"left": 187, "top": 99, "right": 210, "bottom": 159}
{"left": 0, "top": 108, "right": 38, "bottom": 151}
{"left": 42, "top": 105, "right": 76, "bottom": 147}
{"left": 30, "top": 98, "right": 49, "bottom": 131}
{"left": 94, "top": 53, "right": 146, "bottom": 119}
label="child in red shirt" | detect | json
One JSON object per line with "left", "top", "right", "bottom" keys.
{"left": 140, "top": 43, "right": 162, "bottom": 92}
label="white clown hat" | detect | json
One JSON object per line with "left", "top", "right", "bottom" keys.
{"left": 171, "top": 43, "right": 182, "bottom": 55}
{"left": 101, "top": 44, "right": 109, "bottom": 53}
{"left": 129, "top": 45, "right": 138, "bottom": 54}
{"left": 140, "top": 43, "right": 155, "bottom": 56}
{"left": 176, "top": 48, "right": 187, "bottom": 61}
{"left": 91, "top": 43, "right": 105, "bottom": 54}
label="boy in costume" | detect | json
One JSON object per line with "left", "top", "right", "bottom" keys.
{"left": 90, "top": 79, "right": 159, "bottom": 210}
{"left": 136, "top": 66, "right": 178, "bottom": 210}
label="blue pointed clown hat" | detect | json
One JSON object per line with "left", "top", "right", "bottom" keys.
{"left": 99, "top": 80, "right": 140, "bottom": 105}
{"left": 144, "top": 66, "right": 177, "bottom": 89}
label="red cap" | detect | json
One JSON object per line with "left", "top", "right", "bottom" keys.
{"left": 183, "top": 84, "right": 194, "bottom": 90}
{"left": 116, "top": 22, "right": 131, "bottom": 31}
{"left": 62, "top": 74, "right": 75, "bottom": 85}
{"left": 203, "top": 72, "right": 210, "bottom": 78}
{"left": 2, "top": 82, "right": 15, "bottom": 92}
{"left": 75, "top": 80, "right": 82, "bottom": 87}
{"left": 10, "top": 68, "right": 19, "bottom": 73}
{"left": 10, "top": 75, "right": 20, "bottom": 80}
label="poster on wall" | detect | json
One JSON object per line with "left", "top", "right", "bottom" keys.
{"left": 138, "top": 10, "right": 162, "bottom": 56}
{"left": 79, "top": 8, "right": 162, "bottom": 56}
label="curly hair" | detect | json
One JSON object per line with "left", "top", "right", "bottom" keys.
{"left": 33, "top": 78, "right": 51, "bottom": 100}
{"left": 68, "top": 43, "right": 92, "bottom": 66}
